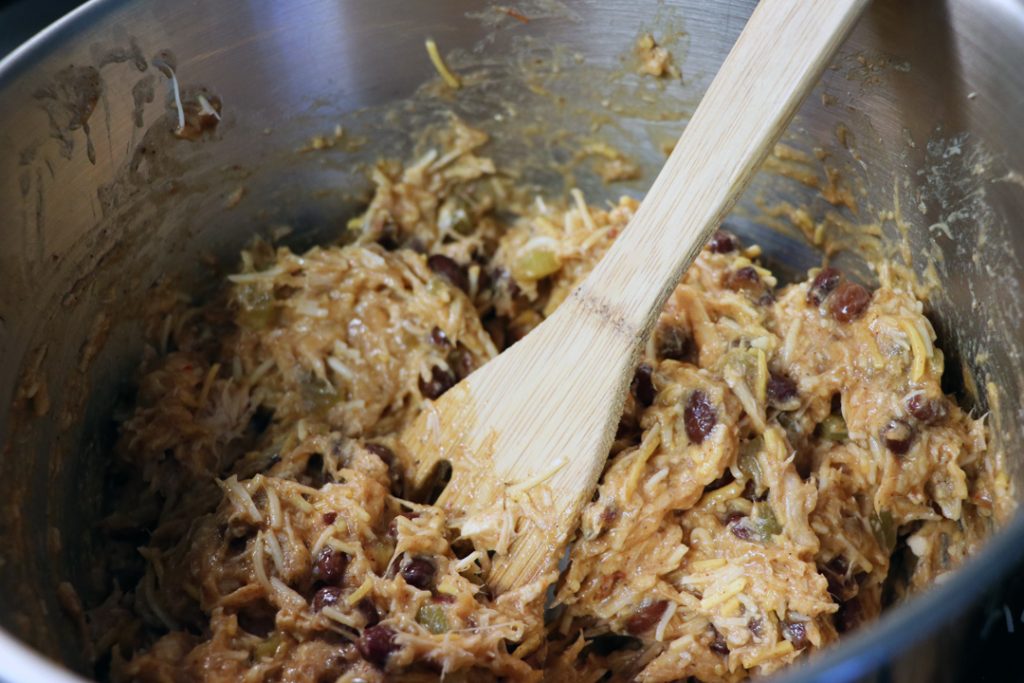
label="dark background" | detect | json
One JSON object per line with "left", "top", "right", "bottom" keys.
{"left": 1, "top": 1, "right": 1023, "bottom": 682}
{"left": 0, "top": 0, "right": 81, "bottom": 58}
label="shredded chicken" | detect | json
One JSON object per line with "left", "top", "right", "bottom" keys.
{"left": 88, "top": 120, "right": 1007, "bottom": 682}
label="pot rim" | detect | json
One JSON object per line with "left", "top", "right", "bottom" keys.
{"left": 0, "top": 0, "right": 109, "bottom": 87}
{"left": 1, "top": 1, "right": 1022, "bottom": 681}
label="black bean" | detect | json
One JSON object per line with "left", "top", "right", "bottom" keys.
{"left": 489, "top": 267, "right": 522, "bottom": 301}
{"left": 312, "top": 548, "right": 348, "bottom": 585}
{"left": 601, "top": 505, "right": 619, "bottom": 525}
{"left": 615, "top": 413, "right": 638, "bottom": 440}
{"left": 365, "top": 443, "right": 395, "bottom": 467}
{"left": 357, "top": 625, "right": 398, "bottom": 668}
{"left": 708, "top": 230, "right": 739, "bottom": 254}
{"left": 312, "top": 585, "right": 342, "bottom": 612}
{"left": 882, "top": 419, "right": 915, "bottom": 455}
{"left": 706, "top": 470, "right": 735, "bottom": 494}
{"left": 378, "top": 221, "right": 400, "bottom": 250}
{"left": 357, "top": 598, "right": 380, "bottom": 627}
{"left": 227, "top": 533, "right": 248, "bottom": 555}
{"left": 448, "top": 345, "right": 475, "bottom": 380}
{"left": 829, "top": 281, "right": 871, "bottom": 323}
{"left": 631, "top": 364, "right": 656, "bottom": 407}
{"left": 807, "top": 267, "right": 842, "bottom": 305}
{"left": 474, "top": 264, "right": 492, "bottom": 293}
{"left": 507, "top": 311, "right": 542, "bottom": 345}
{"left": 766, "top": 373, "right": 798, "bottom": 407}
{"left": 906, "top": 394, "right": 947, "bottom": 425}
{"left": 366, "top": 443, "right": 403, "bottom": 495}
{"left": 656, "top": 324, "right": 691, "bottom": 362}
{"left": 429, "top": 326, "right": 451, "bottom": 348}
{"left": 835, "top": 598, "right": 863, "bottom": 634}
{"left": 250, "top": 406, "right": 274, "bottom": 434}
{"left": 304, "top": 453, "right": 325, "bottom": 486}
{"left": 709, "top": 627, "right": 729, "bottom": 655}
{"left": 728, "top": 516, "right": 754, "bottom": 541}
{"left": 625, "top": 600, "right": 669, "bottom": 634}
{"left": 822, "top": 556, "right": 856, "bottom": 601}
{"left": 684, "top": 390, "right": 717, "bottom": 444}
{"left": 427, "top": 254, "right": 468, "bottom": 292}
{"left": 726, "top": 265, "right": 761, "bottom": 292}
{"left": 782, "top": 619, "right": 808, "bottom": 649}
{"left": 236, "top": 602, "right": 276, "bottom": 637}
{"left": 723, "top": 510, "right": 745, "bottom": 526}
{"left": 401, "top": 557, "right": 436, "bottom": 590}
{"left": 419, "top": 366, "right": 456, "bottom": 400}
{"left": 483, "top": 314, "right": 509, "bottom": 351}
{"left": 589, "top": 634, "right": 643, "bottom": 657}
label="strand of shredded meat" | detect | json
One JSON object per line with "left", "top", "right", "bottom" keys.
{"left": 86, "top": 119, "right": 1008, "bottom": 683}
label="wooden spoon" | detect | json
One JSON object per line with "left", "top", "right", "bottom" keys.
{"left": 402, "top": 0, "right": 869, "bottom": 594}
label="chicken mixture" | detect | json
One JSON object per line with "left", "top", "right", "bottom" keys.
{"left": 89, "top": 120, "right": 1007, "bottom": 682}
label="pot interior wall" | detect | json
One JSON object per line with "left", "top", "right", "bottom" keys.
{"left": 0, "top": 0, "right": 1022, "bottom": 679}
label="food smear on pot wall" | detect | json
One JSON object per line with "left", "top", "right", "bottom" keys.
{"left": 85, "top": 120, "right": 1008, "bottom": 683}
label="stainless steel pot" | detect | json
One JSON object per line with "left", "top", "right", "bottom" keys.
{"left": 1, "top": 1, "right": 1023, "bottom": 681}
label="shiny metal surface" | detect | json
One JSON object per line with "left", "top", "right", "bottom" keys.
{"left": 1, "top": 1, "right": 1023, "bottom": 681}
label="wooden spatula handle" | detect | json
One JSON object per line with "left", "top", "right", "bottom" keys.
{"left": 404, "top": 0, "right": 870, "bottom": 597}
{"left": 575, "top": 0, "right": 868, "bottom": 339}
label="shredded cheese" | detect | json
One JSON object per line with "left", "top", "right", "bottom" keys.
{"left": 508, "top": 456, "right": 567, "bottom": 495}
{"left": 252, "top": 531, "right": 272, "bottom": 591}
{"left": 899, "top": 318, "right": 928, "bottom": 381}
{"left": 346, "top": 577, "right": 374, "bottom": 606}
{"left": 690, "top": 558, "right": 728, "bottom": 572}
{"left": 228, "top": 265, "right": 286, "bottom": 283}
{"left": 271, "top": 579, "right": 304, "bottom": 609}
{"left": 266, "top": 484, "right": 283, "bottom": 530}
{"left": 264, "top": 531, "right": 285, "bottom": 574}
{"left": 645, "top": 466, "right": 670, "bottom": 491}
{"left": 724, "top": 364, "right": 765, "bottom": 433}
{"left": 325, "top": 538, "right": 361, "bottom": 555}
{"left": 219, "top": 475, "right": 263, "bottom": 523}
{"left": 197, "top": 363, "right": 220, "bottom": 410}
{"left": 624, "top": 429, "right": 662, "bottom": 499}
{"left": 287, "top": 491, "right": 314, "bottom": 513}
{"left": 197, "top": 94, "right": 221, "bottom": 120}
{"left": 571, "top": 189, "right": 596, "bottom": 232}
{"left": 763, "top": 428, "right": 785, "bottom": 461}
{"left": 697, "top": 480, "right": 744, "bottom": 509}
{"left": 700, "top": 577, "right": 747, "bottom": 610}
{"left": 721, "top": 597, "right": 742, "bottom": 617}
{"left": 425, "top": 39, "right": 462, "bottom": 89}
{"left": 754, "top": 348, "right": 768, "bottom": 404}
{"left": 310, "top": 525, "right": 336, "bottom": 556}
{"left": 743, "top": 640, "right": 795, "bottom": 668}
{"left": 654, "top": 601, "right": 677, "bottom": 642}
{"left": 782, "top": 317, "right": 802, "bottom": 363}
{"left": 453, "top": 550, "right": 484, "bottom": 574}
{"left": 143, "top": 571, "right": 178, "bottom": 631}
{"left": 152, "top": 58, "right": 185, "bottom": 133}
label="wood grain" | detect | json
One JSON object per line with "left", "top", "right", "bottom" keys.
{"left": 401, "top": 0, "right": 869, "bottom": 595}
